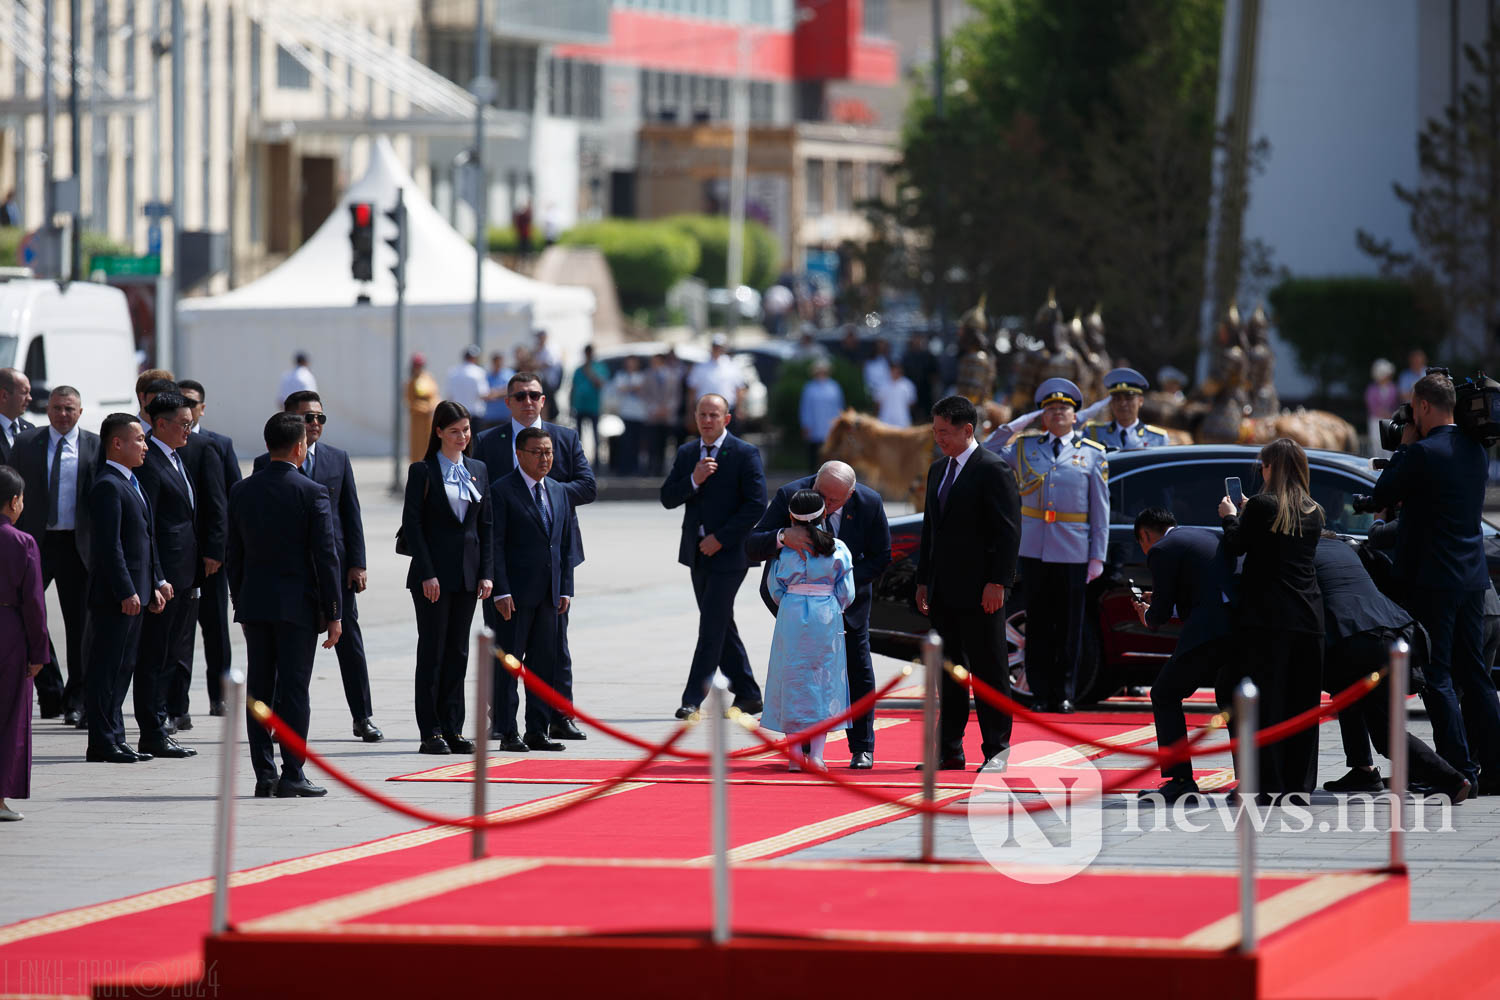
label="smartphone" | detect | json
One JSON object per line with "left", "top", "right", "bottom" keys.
{"left": 1225, "top": 476, "right": 1244, "bottom": 506}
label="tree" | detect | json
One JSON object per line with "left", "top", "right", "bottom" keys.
{"left": 1359, "top": 11, "right": 1500, "bottom": 358}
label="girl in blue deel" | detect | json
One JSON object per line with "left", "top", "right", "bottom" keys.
{"left": 762, "top": 489, "right": 855, "bottom": 771}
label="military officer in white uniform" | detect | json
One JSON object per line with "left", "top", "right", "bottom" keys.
{"left": 1082, "top": 368, "right": 1171, "bottom": 451}
{"left": 989, "top": 378, "right": 1109, "bottom": 713}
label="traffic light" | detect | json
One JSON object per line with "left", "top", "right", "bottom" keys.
{"left": 384, "top": 193, "right": 408, "bottom": 290}
{"left": 349, "top": 201, "right": 374, "bottom": 282}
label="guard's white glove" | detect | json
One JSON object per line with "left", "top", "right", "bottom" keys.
{"left": 987, "top": 408, "right": 1042, "bottom": 444}
{"left": 1078, "top": 397, "right": 1111, "bottom": 423}
{"left": 1086, "top": 558, "right": 1104, "bottom": 583}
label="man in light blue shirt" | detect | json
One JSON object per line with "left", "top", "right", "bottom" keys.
{"left": 798, "top": 359, "right": 845, "bottom": 472}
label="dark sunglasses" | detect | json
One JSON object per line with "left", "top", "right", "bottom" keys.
{"left": 302, "top": 412, "right": 328, "bottom": 425}
{"left": 509, "top": 390, "right": 544, "bottom": 402}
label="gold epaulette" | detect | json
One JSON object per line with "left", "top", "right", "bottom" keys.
{"left": 1145, "top": 424, "right": 1169, "bottom": 436}
{"left": 1079, "top": 437, "right": 1106, "bottom": 452}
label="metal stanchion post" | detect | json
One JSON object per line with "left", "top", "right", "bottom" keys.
{"left": 708, "top": 674, "right": 732, "bottom": 945}
{"left": 212, "top": 667, "right": 247, "bottom": 935}
{"left": 920, "top": 631, "right": 941, "bottom": 862}
{"left": 1234, "top": 679, "right": 1259, "bottom": 954}
{"left": 1388, "top": 640, "right": 1409, "bottom": 871}
{"left": 472, "top": 631, "right": 494, "bottom": 860}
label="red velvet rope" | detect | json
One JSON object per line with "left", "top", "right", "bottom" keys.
{"left": 247, "top": 700, "right": 694, "bottom": 830}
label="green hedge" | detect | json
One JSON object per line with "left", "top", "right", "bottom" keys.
{"left": 0, "top": 226, "right": 133, "bottom": 271}
{"left": 558, "top": 220, "right": 701, "bottom": 309}
{"left": 662, "top": 214, "right": 781, "bottom": 290}
{"left": 486, "top": 225, "right": 519, "bottom": 254}
{"left": 1267, "top": 275, "right": 1449, "bottom": 395}
{"left": 768, "top": 357, "right": 871, "bottom": 446}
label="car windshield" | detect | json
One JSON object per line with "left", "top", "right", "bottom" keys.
{"left": 0, "top": 334, "right": 15, "bottom": 368}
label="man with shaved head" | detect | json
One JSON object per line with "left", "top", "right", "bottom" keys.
{"left": 746, "top": 459, "right": 891, "bottom": 768}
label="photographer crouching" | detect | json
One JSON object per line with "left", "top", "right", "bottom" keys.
{"left": 1370, "top": 371, "right": 1500, "bottom": 793}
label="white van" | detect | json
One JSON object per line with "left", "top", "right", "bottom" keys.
{"left": 0, "top": 274, "right": 138, "bottom": 423}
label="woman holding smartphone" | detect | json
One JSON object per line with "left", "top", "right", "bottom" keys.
{"left": 402, "top": 400, "right": 494, "bottom": 755}
{"left": 1219, "top": 438, "right": 1325, "bottom": 797}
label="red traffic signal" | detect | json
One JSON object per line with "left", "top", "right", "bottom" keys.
{"left": 349, "top": 202, "right": 375, "bottom": 282}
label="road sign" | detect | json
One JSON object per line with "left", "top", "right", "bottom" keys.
{"left": 143, "top": 201, "right": 172, "bottom": 220}
{"left": 147, "top": 223, "right": 162, "bottom": 256}
{"left": 91, "top": 254, "right": 161, "bottom": 276}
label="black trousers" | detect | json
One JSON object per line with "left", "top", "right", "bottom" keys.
{"left": 35, "top": 530, "right": 89, "bottom": 714}
{"left": 646, "top": 423, "right": 672, "bottom": 477}
{"left": 1237, "top": 627, "right": 1324, "bottom": 795}
{"left": 197, "top": 571, "right": 232, "bottom": 704}
{"left": 134, "top": 596, "right": 196, "bottom": 740}
{"left": 1150, "top": 636, "right": 1236, "bottom": 781}
{"left": 930, "top": 604, "right": 1013, "bottom": 761}
{"left": 84, "top": 605, "right": 143, "bottom": 749}
{"left": 412, "top": 589, "right": 477, "bottom": 739}
{"left": 844, "top": 621, "right": 876, "bottom": 754}
{"left": 1021, "top": 558, "right": 1086, "bottom": 705}
{"left": 1327, "top": 630, "right": 1465, "bottom": 793}
{"left": 613, "top": 419, "right": 643, "bottom": 475}
{"left": 681, "top": 559, "right": 761, "bottom": 708}
{"left": 165, "top": 594, "right": 200, "bottom": 718}
{"left": 243, "top": 621, "right": 317, "bottom": 783}
{"left": 332, "top": 586, "right": 373, "bottom": 721}
{"left": 556, "top": 607, "right": 574, "bottom": 704}
{"left": 485, "top": 598, "right": 561, "bottom": 736}
{"left": 1410, "top": 588, "right": 1500, "bottom": 783}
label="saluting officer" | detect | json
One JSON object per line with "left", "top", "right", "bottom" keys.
{"left": 1082, "top": 368, "right": 1171, "bottom": 451}
{"left": 989, "top": 378, "right": 1109, "bottom": 713}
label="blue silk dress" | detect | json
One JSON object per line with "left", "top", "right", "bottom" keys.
{"left": 761, "top": 539, "right": 856, "bottom": 735}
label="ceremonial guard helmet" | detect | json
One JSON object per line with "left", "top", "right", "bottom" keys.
{"left": 1035, "top": 378, "right": 1083, "bottom": 409}
{"left": 1102, "top": 368, "right": 1149, "bottom": 396}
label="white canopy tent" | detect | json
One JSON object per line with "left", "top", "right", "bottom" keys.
{"left": 179, "top": 137, "right": 595, "bottom": 456}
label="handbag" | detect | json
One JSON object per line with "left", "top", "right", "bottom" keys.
{"left": 394, "top": 466, "right": 430, "bottom": 556}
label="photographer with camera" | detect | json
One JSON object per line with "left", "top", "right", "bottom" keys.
{"left": 1370, "top": 372, "right": 1500, "bottom": 793}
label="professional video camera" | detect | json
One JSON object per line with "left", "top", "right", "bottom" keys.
{"left": 1375, "top": 367, "right": 1500, "bottom": 452}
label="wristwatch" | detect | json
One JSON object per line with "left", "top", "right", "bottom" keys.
{"left": 776, "top": 528, "right": 786, "bottom": 548}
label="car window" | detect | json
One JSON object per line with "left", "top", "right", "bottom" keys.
{"left": 1110, "top": 461, "right": 1258, "bottom": 527}
{"left": 1307, "top": 468, "right": 1378, "bottom": 535}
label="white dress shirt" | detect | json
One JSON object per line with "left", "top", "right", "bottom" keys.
{"left": 277, "top": 365, "right": 317, "bottom": 409}
{"left": 508, "top": 416, "right": 544, "bottom": 471}
{"left": 444, "top": 362, "right": 490, "bottom": 418}
{"left": 46, "top": 426, "right": 81, "bottom": 530}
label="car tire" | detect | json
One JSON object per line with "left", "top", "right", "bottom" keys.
{"left": 1005, "top": 597, "right": 1103, "bottom": 710}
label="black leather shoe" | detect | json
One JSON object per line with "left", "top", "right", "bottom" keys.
{"left": 39, "top": 704, "right": 62, "bottom": 720}
{"left": 444, "top": 734, "right": 476, "bottom": 754}
{"left": 849, "top": 751, "right": 874, "bottom": 770}
{"left": 915, "top": 756, "right": 967, "bottom": 771}
{"left": 732, "top": 697, "right": 764, "bottom": 716}
{"left": 1477, "top": 774, "right": 1500, "bottom": 797}
{"left": 674, "top": 705, "right": 697, "bottom": 720}
{"left": 1322, "top": 768, "right": 1384, "bottom": 794}
{"left": 73, "top": 714, "right": 88, "bottom": 730}
{"left": 174, "top": 715, "right": 193, "bottom": 732}
{"left": 549, "top": 718, "right": 587, "bottom": 740}
{"left": 209, "top": 700, "right": 227, "bottom": 717}
{"left": 497, "top": 733, "right": 529, "bottom": 752}
{"left": 1139, "top": 776, "right": 1202, "bottom": 804}
{"left": 274, "top": 777, "right": 328, "bottom": 798}
{"left": 139, "top": 735, "right": 197, "bottom": 758}
{"left": 353, "top": 718, "right": 385, "bottom": 743}
{"left": 254, "top": 781, "right": 275, "bottom": 798}
{"left": 63, "top": 708, "right": 83, "bottom": 726}
{"left": 123, "top": 743, "right": 153, "bottom": 762}
{"left": 1056, "top": 700, "right": 1076, "bottom": 714}
{"left": 524, "top": 731, "right": 565, "bottom": 752}
{"left": 85, "top": 744, "right": 138, "bottom": 763}
{"left": 418, "top": 737, "right": 451, "bottom": 755}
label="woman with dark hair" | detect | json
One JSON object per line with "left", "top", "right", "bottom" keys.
{"left": 761, "top": 488, "right": 855, "bottom": 771}
{"left": 1219, "top": 437, "right": 1325, "bottom": 796}
{"left": 401, "top": 401, "right": 493, "bottom": 755}
{"left": 0, "top": 465, "right": 48, "bottom": 821}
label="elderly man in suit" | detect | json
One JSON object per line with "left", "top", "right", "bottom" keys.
{"left": 13, "top": 386, "right": 98, "bottom": 725}
{"left": 83, "top": 414, "right": 166, "bottom": 763}
{"left": 916, "top": 395, "right": 1022, "bottom": 772}
{"left": 178, "top": 379, "right": 240, "bottom": 718}
{"left": 474, "top": 370, "right": 595, "bottom": 741}
{"left": 1131, "top": 507, "right": 1236, "bottom": 803}
{"left": 661, "top": 392, "right": 767, "bottom": 717}
{"left": 746, "top": 460, "right": 891, "bottom": 767}
{"left": 486, "top": 426, "right": 577, "bottom": 750}
{"left": 0, "top": 368, "right": 33, "bottom": 466}
{"left": 253, "top": 390, "right": 383, "bottom": 742}
{"left": 229, "top": 412, "right": 342, "bottom": 798}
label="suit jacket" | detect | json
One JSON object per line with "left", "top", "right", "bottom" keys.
{"left": 254, "top": 442, "right": 366, "bottom": 579}
{"left": 1143, "top": 526, "right": 1232, "bottom": 658}
{"left": 1371, "top": 424, "right": 1490, "bottom": 592}
{"left": 1220, "top": 494, "right": 1323, "bottom": 634}
{"left": 136, "top": 437, "right": 201, "bottom": 592}
{"left": 746, "top": 477, "right": 891, "bottom": 629}
{"left": 1314, "top": 535, "right": 1411, "bottom": 644}
{"left": 201, "top": 429, "right": 242, "bottom": 491}
{"left": 474, "top": 420, "right": 595, "bottom": 567}
{"left": 0, "top": 415, "right": 35, "bottom": 465}
{"left": 660, "top": 433, "right": 766, "bottom": 574}
{"left": 86, "top": 465, "right": 161, "bottom": 608}
{"left": 917, "top": 444, "right": 1021, "bottom": 612}
{"left": 401, "top": 455, "right": 494, "bottom": 592}
{"left": 491, "top": 470, "right": 575, "bottom": 608}
{"left": 179, "top": 431, "right": 228, "bottom": 583}
{"left": 12, "top": 425, "right": 100, "bottom": 559}
{"left": 226, "top": 462, "right": 341, "bottom": 630}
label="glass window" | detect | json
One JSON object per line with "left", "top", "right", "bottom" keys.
{"left": 862, "top": 0, "right": 890, "bottom": 36}
{"left": 835, "top": 160, "right": 854, "bottom": 211}
{"left": 276, "top": 44, "right": 311, "bottom": 90}
{"left": 805, "top": 159, "right": 825, "bottom": 216}
{"left": 1307, "top": 469, "right": 1378, "bottom": 536}
{"left": 1110, "top": 461, "right": 1259, "bottom": 528}
{"left": 865, "top": 162, "right": 885, "bottom": 202}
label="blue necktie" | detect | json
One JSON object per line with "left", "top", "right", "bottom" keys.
{"left": 534, "top": 482, "right": 553, "bottom": 534}
{"left": 129, "top": 472, "right": 146, "bottom": 506}
{"left": 936, "top": 458, "right": 957, "bottom": 513}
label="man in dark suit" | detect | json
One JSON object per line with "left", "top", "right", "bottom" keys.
{"left": 83, "top": 414, "right": 166, "bottom": 763}
{"left": 661, "top": 392, "right": 767, "bottom": 717}
{"left": 1313, "top": 532, "right": 1470, "bottom": 801}
{"left": 486, "top": 426, "right": 577, "bottom": 750}
{"left": 0, "top": 367, "right": 34, "bottom": 467}
{"left": 1371, "top": 372, "right": 1500, "bottom": 791}
{"left": 228, "top": 412, "right": 342, "bottom": 798}
{"left": 915, "top": 395, "right": 1022, "bottom": 772}
{"left": 131, "top": 392, "right": 203, "bottom": 760}
{"left": 474, "top": 370, "right": 596, "bottom": 741}
{"left": 746, "top": 460, "right": 891, "bottom": 768}
{"left": 1131, "top": 507, "right": 1236, "bottom": 802}
{"left": 13, "top": 386, "right": 98, "bottom": 725}
{"left": 253, "top": 390, "right": 383, "bottom": 742}
{"left": 179, "top": 379, "right": 240, "bottom": 717}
